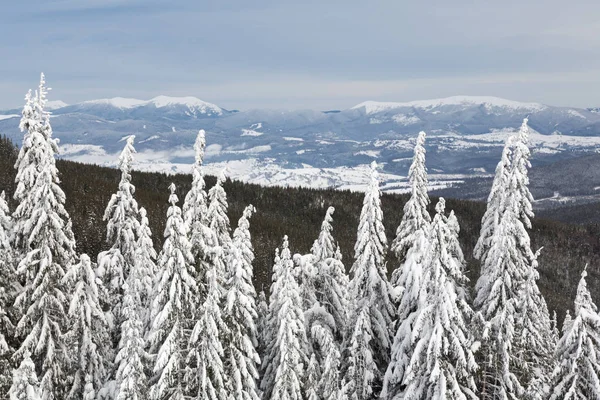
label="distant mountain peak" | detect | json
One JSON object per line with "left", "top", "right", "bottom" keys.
{"left": 352, "top": 95, "right": 547, "bottom": 114}
{"left": 79, "top": 95, "right": 223, "bottom": 115}
{"left": 82, "top": 97, "right": 147, "bottom": 109}
{"left": 46, "top": 100, "right": 69, "bottom": 110}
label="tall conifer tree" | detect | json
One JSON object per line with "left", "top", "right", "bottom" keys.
{"left": 12, "top": 74, "right": 75, "bottom": 400}
{"left": 549, "top": 267, "right": 600, "bottom": 400}
{"left": 344, "top": 161, "right": 393, "bottom": 398}
{"left": 149, "top": 184, "right": 197, "bottom": 400}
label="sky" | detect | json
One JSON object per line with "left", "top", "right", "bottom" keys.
{"left": 1, "top": 0, "right": 599, "bottom": 110}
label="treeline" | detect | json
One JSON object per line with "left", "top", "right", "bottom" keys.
{"left": 0, "top": 140, "right": 598, "bottom": 322}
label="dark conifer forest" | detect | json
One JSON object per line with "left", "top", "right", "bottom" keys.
{"left": 0, "top": 134, "right": 596, "bottom": 323}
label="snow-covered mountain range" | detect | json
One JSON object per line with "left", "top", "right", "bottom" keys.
{"left": 2, "top": 95, "right": 600, "bottom": 192}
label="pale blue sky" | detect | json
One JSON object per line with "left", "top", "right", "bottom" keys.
{"left": 1, "top": 0, "right": 599, "bottom": 109}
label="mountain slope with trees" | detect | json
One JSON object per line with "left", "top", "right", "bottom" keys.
{"left": 0, "top": 133, "right": 597, "bottom": 325}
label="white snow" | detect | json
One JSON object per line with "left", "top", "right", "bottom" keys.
{"left": 46, "top": 100, "right": 69, "bottom": 110}
{"left": 353, "top": 96, "right": 547, "bottom": 114}
{"left": 283, "top": 137, "right": 304, "bottom": 141}
{"left": 80, "top": 95, "right": 223, "bottom": 115}
{"left": 392, "top": 114, "right": 421, "bottom": 125}
{"left": 0, "top": 114, "right": 18, "bottom": 121}
{"left": 354, "top": 150, "right": 380, "bottom": 158}
{"left": 567, "top": 109, "right": 587, "bottom": 119}
{"left": 139, "top": 135, "right": 160, "bottom": 144}
{"left": 83, "top": 97, "right": 147, "bottom": 108}
{"left": 241, "top": 129, "right": 263, "bottom": 137}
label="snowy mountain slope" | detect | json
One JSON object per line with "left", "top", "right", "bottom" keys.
{"left": 1, "top": 95, "right": 600, "bottom": 193}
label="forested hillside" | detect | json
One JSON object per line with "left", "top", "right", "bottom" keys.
{"left": 4, "top": 81, "right": 600, "bottom": 399}
{"left": 0, "top": 133, "right": 597, "bottom": 322}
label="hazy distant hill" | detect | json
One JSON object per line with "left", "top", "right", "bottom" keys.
{"left": 3, "top": 95, "right": 600, "bottom": 194}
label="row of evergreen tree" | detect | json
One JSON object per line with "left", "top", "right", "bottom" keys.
{"left": 0, "top": 75, "right": 598, "bottom": 400}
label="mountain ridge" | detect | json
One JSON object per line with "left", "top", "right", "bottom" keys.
{"left": 2, "top": 94, "right": 600, "bottom": 198}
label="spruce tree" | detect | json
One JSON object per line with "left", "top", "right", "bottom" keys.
{"left": 510, "top": 119, "right": 554, "bottom": 398}
{"left": 114, "top": 282, "right": 147, "bottom": 400}
{"left": 207, "top": 169, "right": 232, "bottom": 250}
{"left": 186, "top": 248, "right": 228, "bottom": 400}
{"left": 294, "top": 252, "right": 318, "bottom": 315}
{"left": 256, "top": 290, "right": 269, "bottom": 359}
{"left": 12, "top": 73, "right": 75, "bottom": 400}
{"left": 391, "top": 131, "right": 430, "bottom": 270}
{"left": 306, "top": 353, "right": 321, "bottom": 400}
{"left": 311, "top": 208, "right": 349, "bottom": 341}
{"left": 63, "top": 254, "right": 111, "bottom": 400}
{"left": 386, "top": 133, "right": 431, "bottom": 393}
{"left": 182, "top": 130, "right": 213, "bottom": 301}
{"left": 149, "top": 184, "right": 197, "bottom": 400}
{"left": 9, "top": 351, "right": 41, "bottom": 400}
{"left": 0, "top": 190, "right": 14, "bottom": 394}
{"left": 311, "top": 323, "right": 343, "bottom": 400}
{"left": 473, "top": 135, "right": 513, "bottom": 267}
{"left": 97, "top": 135, "right": 140, "bottom": 341}
{"left": 343, "top": 305, "right": 377, "bottom": 400}
{"left": 223, "top": 205, "right": 261, "bottom": 400}
{"left": 261, "top": 236, "right": 308, "bottom": 400}
{"left": 474, "top": 118, "right": 553, "bottom": 400}
{"left": 207, "top": 169, "right": 232, "bottom": 285}
{"left": 344, "top": 161, "right": 393, "bottom": 397}
{"left": 135, "top": 207, "right": 157, "bottom": 333}
{"left": 549, "top": 267, "right": 600, "bottom": 400}
{"left": 311, "top": 206, "right": 336, "bottom": 261}
{"left": 400, "top": 199, "right": 478, "bottom": 400}
{"left": 474, "top": 204, "right": 524, "bottom": 400}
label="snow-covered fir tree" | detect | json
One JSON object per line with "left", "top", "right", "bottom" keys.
{"left": 148, "top": 183, "right": 197, "bottom": 400}
{"left": 12, "top": 74, "right": 76, "bottom": 256}
{"left": 114, "top": 282, "right": 148, "bottom": 400}
{"left": 391, "top": 131, "right": 430, "bottom": 270}
{"left": 208, "top": 169, "right": 232, "bottom": 249}
{"left": 261, "top": 236, "right": 308, "bottom": 400}
{"left": 256, "top": 290, "right": 269, "bottom": 359}
{"left": 306, "top": 353, "right": 321, "bottom": 400}
{"left": 182, "top": 130, "right": 208, "bottom": 236}
{"left": 311, "top": 207, "right": 349, "bottom": 341}
{"left": 222, "top": 205, "right": 261, "bottom": 400}
{"left": 386, "top": 133, "right": 431, "bottom": 392}
{"left": 12, "top": 74, "right": 76, "bottom": 400}
{"left": 563, "top": 310, "right": 573, "bottom": 335}
{"left": 343, "top": 304, "right": 377, "bottom": 400}
{"left": 304, "top": 304, "right": 343, "bottom": 400}
{"left": 207, "top": 169, "right": 232, "bottom": 285}
{"left": 186, "top": 248, "right": 228, "bottom": 399}
{"left": 474, "top": 204, "right": 524, "bottom": 400}
{"left": 311, "top": 206, "right": 336, "bottom": 261}
{"left": 135, "top": 207, "right": 157, "bottom": 333}
{"left": 549, "top": 266, "right": 600, "bottom": 400}
{"left": 182, "top": 129, "right": 212, "bottom": 298}
{"left": 399, "top": 198, "right": 478, "bottom": 400}
{"left": 473, "top": 135, "right": 513, "bottom": 267}
{"left": 0, "top": 190, "right": 14, "bottom": 395}
{"left": 9, "top": 351, "right": 41, "bottom": 400}
{"left": 63, "top": 254, "right": 111, "bottom": 400}
{"left": 102, "top": 135, "right": 140, "bottom": 262}
{"left": 551, "top": 311, "right": 559, "bottom": 344}
{"left": 97, "top": 135, "right": 140, "bottom": 334}
{"left": 510, "top": 119, "right": 554, "bottom": 398}
{"left": 473, "top": 118, "right": 554, "bottom": 400}
{"left": 294, "top": 252, "right": 318, "bottom": 316}
{"left": 344, "top": 161, "right": 394, "bottom": 397}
